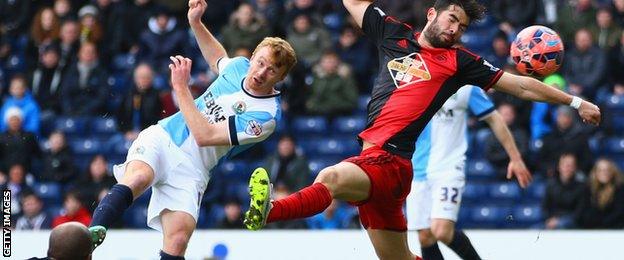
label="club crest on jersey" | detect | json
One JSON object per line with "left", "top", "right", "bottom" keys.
{"left": 232, "top": 101, "right": 246, "bottom": 114}
{"left": 387, "top": 53, "right": 431, "bottom": 88}
{"left": 245, "top": 120, "right": 263, "bottom": 136}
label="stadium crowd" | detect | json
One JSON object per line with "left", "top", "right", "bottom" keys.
{"left": 1, "top": 0, "right": 623, "bottom": 231}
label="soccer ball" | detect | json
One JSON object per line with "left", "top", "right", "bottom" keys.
{"left": 510, "top": 25, "right": 564, "bottom": 77}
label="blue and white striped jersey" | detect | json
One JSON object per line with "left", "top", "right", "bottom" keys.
{"left": 412, "top": 85, "right": 494, "bottom": 181}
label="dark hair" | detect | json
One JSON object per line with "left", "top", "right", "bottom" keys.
{"left": 434, "top": 0, "right": 487, "bottom": 23}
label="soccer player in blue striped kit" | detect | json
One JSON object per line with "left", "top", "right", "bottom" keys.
{"left": 406, "top": 85, "right": 531, "bottom": 259}
{"left": 86, "top": 0, "right": 297, "bottom": 259}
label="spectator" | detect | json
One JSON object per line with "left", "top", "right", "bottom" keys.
{"left": 221, "top": 3, "right": 271, "bottom": 56}
{"left": 139, "top": 7, "right": 188, "bottom": 75}
{"left": 0, "top": 0, "right": 31, "bottom": 38}
{"left": 484, "top": 31, "right": 511, "bottom": 70}
{"left": 15, "top": 192, "right": 52, "bottom": 230}
{"left": 484, "top": 103, "right": 529, "bottom": 175}
{"left": 589, "top": 7, "right": 622, "bottom": 50}
{"left": 556, "top": 0, "right": 597, "bottom": 44}
{"left": 608, "top": 31, "right": 624, "bottom": 85}
{"left": 561, "top": 28, "right": 607, "bottom": 101}
{"left": 286, "top": 13, "right": 332, "bottom": 66}
{"left": 27, "top": 7, "right": 61, "bottom": 70}
{"left": 116, "top": 0, "right": 158, "bottom": 54}
{"left": 53, "top": 0, "right": 76, "bottom": 23}
{"left": 492, "top": 0, "right": 539, "bottom": 37}
{"left": 251, "top": 0, "right": 286, "bottom": 37}
{"left": 285, "top": 0, "right": 322, "bottom": 25}
{"left": 577, "top": 158, "right": 624, "bottom": 229}
{"left": 54, "top": 20, "right": 81, "bottom": 74}
{"left": 542, "top": 153, "right": 585, "bottom": 229}
{"left": 0, "top": 107, "right": 41, "bottom": 173}
{"left": 263, "top": 134, "right": 310, "bottom": 192}
{"left": 40, "top": 131, "right": 75, "bottom": 184}
{"left": 77, "top": 5, "right": 103, "bottom": 45}
{"left": 60, "top": 41, "right": 110, "bottom": 116}
{"left": 74, "top": 154, "right": 115, "bottom": 212}
{"left": 539, "top": 106, "right": 591, "bottom": 175}
{"left": 264, "top": 186, "right": 308, "bottom": 229}
{"left": 0, "top": 163, "right": 33, "bottom": 217}
{"left": 93, "top": 0, "right": 126, "bottom": 61}
{"left": 335, "top": 25, "right": 375, "bottom": 93}
{"left": 117, "top": 63, "right": 163, "bottom": 140}
{"left": 530, "top": 74, "right": 566, "bottom": 140}
{"left": 216, "top": 198, "right": 244, "bottom": 229}
{"left": 29, "top": 44, "right": 63, "bottom": 118}
{"left": 307, "top": 200, "right": 349, "bottom": 229}
{"left": 305, "top": 51, "right": 358, "bottom": 117}
{"left": 613, "top": 0, "right": 624, "bottom": 28}
{"left": 52, "top": 191, "right": 92, "bottom": 227}
{"left": 0, "top": 75, "right": 41, "bottom": 135}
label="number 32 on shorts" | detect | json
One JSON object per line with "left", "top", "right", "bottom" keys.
{"left": 440, "top": 187, "right": 459, "bottom": 204}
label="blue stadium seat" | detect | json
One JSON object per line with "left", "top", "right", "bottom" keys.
{"left": 466, "top": 159, "right": 496, "bottom": 180}
{"left": 54, "top": 117, "right": 89, "bottom": 136}
{"left": 470, "top": 129, "right": 492, "bottom": 159}
{"left": 70, "top": 138, "right": 102, "bottom": 156}
{"left": 122, "top": 205, "right": 149, "bottom": 229}
{"left": 605, "top": 94, "right": 624, "bottom": 111}
{"left": 46, "top": 203, "right": 64, "bottom": 218}
{"left": 218, "top": 160, "right": 249, "bottom": 181}
{"left": 91, "top": 118, "right": 118, "bottom": 136}
{"left": 528, "top": 180, "right": 546, "bottom": 200}
{"left": 605, "top": 137, "right": 624, "bottom": 155}
{"left": 33, "top": 182, "right": 63, "bottom": 205}
{"left": 112, "top": 53, "right": 136, "bottom": 72}
{"left": 489, "top": 182, "right": 521, "bottom": 201}
{"left": 315, "top": 138, "right": 360, "bottom": 157}
{"left": 512, "top": 204, "right": 543, "bottom": 225}
{"left": 292, "top": 116, "right": 327, "bottom": 134}
{"left": 612, "top": 114, "right": 624, "bottom": 132}
{"left": 333, "top": 116, "right": 367, "bottom": 134}
{"left": 463, "top": 183, "right": 489, "bottom": 202}
{"left": 469, "top": 205, "right": 509, "bottom": 227}
{"left": 110, "top": 138, "right": 132, "bottom": 157}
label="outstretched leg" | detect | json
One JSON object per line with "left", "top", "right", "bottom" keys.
{"left": 90, "top": 160, "right": 154, "bottom": 248}
{"left": 159, "top": 209, "right": 197, "bottom": 259}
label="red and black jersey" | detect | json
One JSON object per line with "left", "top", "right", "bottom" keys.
{"left": 358, "top": 5, "right": 504, "bottom": 159}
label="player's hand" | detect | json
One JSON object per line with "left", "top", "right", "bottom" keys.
{"left": 578, "top": 100, "right": 601, "bottom": 126}
{"left": 188, "top": 0, "right": 207, "bottom": 25}
{"left": 169, "top": 55, "right": 192, "bottom": 91}
{"left": 507, "top": 158, "right": 532, "bottom": 189}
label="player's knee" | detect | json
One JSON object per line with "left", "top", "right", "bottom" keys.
{"left": 314, "top": 167, "right": 340, "bottom": 195}
{"left": 418, "top": 229, "right": 437, "bottom": 247}
{"left": 164, "top": 231, "right": 191, "bottom": 254}
{"left": 121, "top": 161, "right": 154, "bottom": 196}
{"left": 431, "top": 222, "right": 454, "bottom": 244}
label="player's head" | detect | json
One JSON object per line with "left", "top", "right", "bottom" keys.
{"left": 248, "top": 37, "right": 297, "bottom": 90}
{"left": 423, "top": 0, "right": 486, "bottom": 48}
{"left": 47, "top": 222, "right": 92, "bottom": 260}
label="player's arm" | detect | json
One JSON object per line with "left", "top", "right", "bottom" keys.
{"left": 493, "top": 72, "right": 601, "bottom": 125}
{"left": 482, "top": 111, "right": 532, "bottom": 188}
{"left": 170, "top": 55, "right": 231, "bottom": 147}
{"left": 342, "top": 0, "right": 373, "bottom": 28}
{"left": 188, "top": 0, "right": 228, "bottom": 74}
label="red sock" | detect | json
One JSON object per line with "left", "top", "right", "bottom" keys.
{"left": 267, "top": 183, "right": 332, "bottom": 223}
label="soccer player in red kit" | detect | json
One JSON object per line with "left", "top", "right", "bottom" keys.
{"left": 244, "top": 1, "right": 602, "bottom": 259}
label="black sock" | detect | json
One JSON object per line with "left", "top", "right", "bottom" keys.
{"left": 160, "top": 250, "right": 185, "bottom": 260}
{"left": 90, "top": 184, "right": 134, "bottom": 228}
{"left": 447, "top": 230, "right": 481, "bottom": 260}
{"left": 421, "top": 242, "right": 444, "bottom": 260}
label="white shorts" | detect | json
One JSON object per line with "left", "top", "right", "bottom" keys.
{"left": 406, "top": 171, "right": 465, "bottom": 230}
{"left": 113, "top": 125, "right": 209, "bottom": 232}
